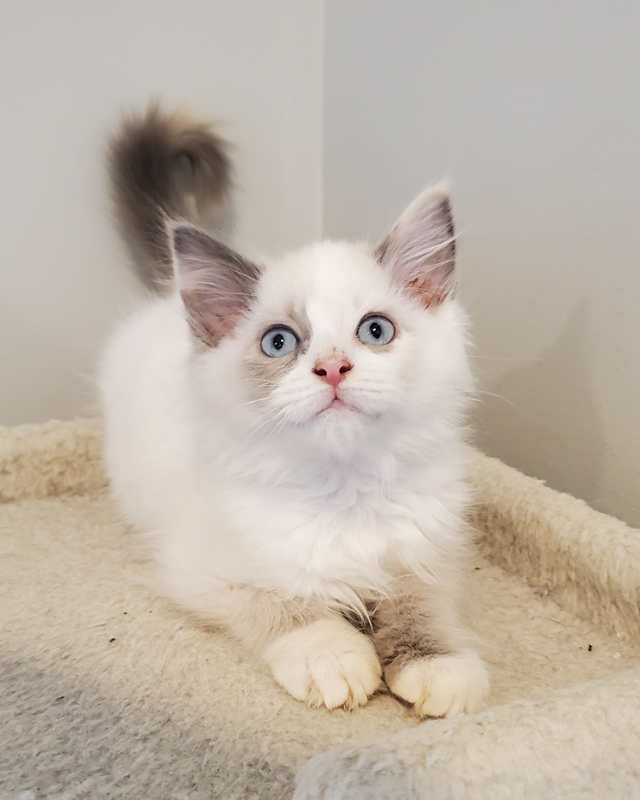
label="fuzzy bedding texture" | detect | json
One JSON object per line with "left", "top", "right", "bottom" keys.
{"left": 1, "top": 419, "right": 640, "bottom": 800}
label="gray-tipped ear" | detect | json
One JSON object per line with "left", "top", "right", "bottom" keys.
{"left": 375, "top": 183, "right": 456, "bottom": 308}
{"left": 171, "top": 225, "right": 260, "bottom": 346}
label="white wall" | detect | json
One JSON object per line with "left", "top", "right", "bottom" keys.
{"left": 0, "top": 0, "right": 323, "bottom": 425}
{"left": 323, "top": 1, "right": 640, "bottom": 527}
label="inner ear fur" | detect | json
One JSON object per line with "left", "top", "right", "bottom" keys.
{"left": 171, "top": 225, "right": 260, "bottom": 346}
{"left": 375, "top": 184, "right": 456, "bottom": 308}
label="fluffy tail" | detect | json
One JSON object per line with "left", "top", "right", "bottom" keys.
{"left": 108, "top": 104, "right": 232, "bottom": 291}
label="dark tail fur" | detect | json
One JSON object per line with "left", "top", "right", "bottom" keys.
{"left": 108, "top": 104, "right": 232, "bottom": 291}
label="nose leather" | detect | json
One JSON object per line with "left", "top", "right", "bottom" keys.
{"left": 313, "top": 359, "right": 352, "bottom": 387}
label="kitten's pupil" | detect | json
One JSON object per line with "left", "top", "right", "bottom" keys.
{"left": 273, "top": 333, "right": 285, "bottom": 351}
{"left": 369, "top": 322, "right": 382, "bottom": 339}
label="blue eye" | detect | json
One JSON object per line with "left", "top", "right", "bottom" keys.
{"left": 356, "top": 315, "right": 395, "bottom": 346}
{"left": 260, "top": 326, "right": 300, "bottom": 358}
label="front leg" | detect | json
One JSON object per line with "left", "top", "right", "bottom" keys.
{"left": 263, "top": 617, "right": 382, "bottom": 710}
{"left": 194, "top": 582, "right": 382, "bottom": 711}
{"left": 372, "top": 576, "right": 489, "bottom": 718}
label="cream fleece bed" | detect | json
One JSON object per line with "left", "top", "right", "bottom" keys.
{"left": 1, "top": 419, "right": 639, "bottom": 800}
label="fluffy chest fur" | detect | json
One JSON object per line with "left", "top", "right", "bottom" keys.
{"left": 199, "top": 428, "right": 470, "bottom": 603}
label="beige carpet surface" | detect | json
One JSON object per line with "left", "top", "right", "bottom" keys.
{"left": 1, "top": 420, "right": 639, "bottom": 799}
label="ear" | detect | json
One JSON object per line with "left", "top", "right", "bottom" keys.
{"left": 375, "top": 183, "right": 456, "bottom": 308}
{"left": 171, "top": 225, "right": 260, "bottom": 346}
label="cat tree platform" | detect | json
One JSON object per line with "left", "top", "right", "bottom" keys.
{"left": 2, "top": 419, "right": 639, "bottom": 799}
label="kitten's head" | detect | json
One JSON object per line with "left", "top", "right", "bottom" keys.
{"left": 171, "top": 184, "right": 472, "bottom": 456}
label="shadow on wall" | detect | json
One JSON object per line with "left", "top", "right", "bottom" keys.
{"left": 473, "top": 301, "right": 606, "bottom": 509}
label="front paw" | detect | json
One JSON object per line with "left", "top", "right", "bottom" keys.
{"left": 386, "top": 650, "right": 489, "bottom": 718}
{"left": 263, "top": 619, "right": 382, "bottom": 710}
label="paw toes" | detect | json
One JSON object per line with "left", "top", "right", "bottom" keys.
{"left": 312, "top": 660, "right": 351, "bottom": 709}
{"left": 388, "top": 652, "right": 489, "bottom": 719}
{"left": 265, "top": 620, "right": 382, "bottom": 711}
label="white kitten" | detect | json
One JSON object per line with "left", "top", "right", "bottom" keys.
{"left": 101, "top": 107, "right": 489, "bottom": 717}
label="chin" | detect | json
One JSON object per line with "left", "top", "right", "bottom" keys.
{"left": 308, "top": 404, "right": 370, "bottom": 454}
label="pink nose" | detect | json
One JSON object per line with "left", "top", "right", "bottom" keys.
{"left": 313, "top": 359, "right": 352, "bottom": 387}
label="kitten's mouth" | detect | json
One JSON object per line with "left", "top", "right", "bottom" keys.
{"left": 329, "top": 397, "right": 348, "bottom": 409}
{"left": 318, "top": 392, "right": 355, "bottom": 415}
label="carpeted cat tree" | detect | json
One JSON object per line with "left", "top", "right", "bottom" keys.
{"left": 1, "top": 419, "right": 639, "bottom": 799}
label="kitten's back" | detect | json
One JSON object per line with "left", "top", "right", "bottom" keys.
{"left": 108, "top": 104, "right": 232, "bottom": 291}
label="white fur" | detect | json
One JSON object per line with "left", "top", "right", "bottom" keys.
{"left": 388, "top": 651, "right": 489, "bottom": 718}
{"left": 264, "top": 619, "right": 382, "bottom": 709}
{"left": 101, "top": 236, "right": 480, "bottom": 709}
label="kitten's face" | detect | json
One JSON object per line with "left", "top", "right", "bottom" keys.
{"left": 173, "top": 184, "right": 472, "bottom": 453}
{"left": 239, "top": 244, "right": 455, "bottom": 426}
{"left": 193, "top": 243, "right": 469, "bottom": 455}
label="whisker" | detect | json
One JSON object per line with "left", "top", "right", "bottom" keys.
{"left": 475, "top": 390, "right": 520, "bottom": 410}
{"left": 237, "top": 396, "right": 270, "bottom": 408}
{"left": 471, "top": 355, "right": 537, "bottom": 363}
